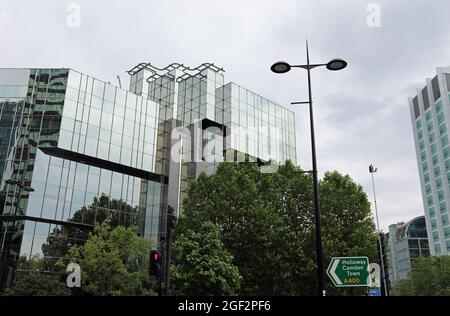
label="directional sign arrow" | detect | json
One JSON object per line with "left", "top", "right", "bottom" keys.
{"left": 329, "top": 259, "right": 342, "bottom": 286}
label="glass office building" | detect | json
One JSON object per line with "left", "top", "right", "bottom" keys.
{"left": 0, "top": 68, "right": 163, "bottom": 288}
{"left": 409, "top": 67, "right": 450, "bottom": 256}
{"left": 0, "top": 63, "right": 297, "bottom": 289}
{"left": 128, "top": 63, "right": 296, "bottom": 216}
{"left": 386, "top": 216, "right": 429, "bottom": 285}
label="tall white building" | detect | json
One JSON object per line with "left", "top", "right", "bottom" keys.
{"left": 409, "top": 67, "right": 450, "bottom": 256}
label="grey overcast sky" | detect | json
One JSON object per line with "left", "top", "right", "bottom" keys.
{"left": 1, "top": 0, "right": 450, "bottom": 231}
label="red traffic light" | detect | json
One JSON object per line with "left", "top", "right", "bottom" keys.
{"left": 149, "top": 250, "right": 162, "bottom": 277}
{"left": 151, "top": 251, "right": 160, "bottom": 262}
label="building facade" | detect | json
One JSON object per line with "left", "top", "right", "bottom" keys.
{"left": 409, "top": 68, "right": 450, "bottom": 256}
{"left": 386, "top": 216, "right": 429, "bottom": 284}
{"left": 0, "top": 63, "right": 297, "bottom": 289}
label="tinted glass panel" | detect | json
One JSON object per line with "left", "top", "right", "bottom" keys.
{"left": 432, "top": 75, "right": 441, "bottom": 101}
{"left": 413, "top": 96, "right": 420, "bottom": 119}
{"left": 422, "top": 87, "right": 430, "bottom": 110}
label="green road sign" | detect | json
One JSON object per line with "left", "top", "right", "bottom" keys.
{"left": 326, "top": 257, "right": 370, "bottom": 287}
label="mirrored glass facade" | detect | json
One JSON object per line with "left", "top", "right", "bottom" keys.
{"left": 0, "top": 69, "right": 162, "bottom": 288}
{"left": 128, "top": 63, "right": 297, "bottom": 217}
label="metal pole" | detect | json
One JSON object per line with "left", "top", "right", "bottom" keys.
{"left": 165, "top": 223, "right": 172, "bottom": 295}
{"left": 370, "top": 171, "right": 388, "bottom": 296}
{"left": 306, "top": 41, "right": 326, "bottom": 297}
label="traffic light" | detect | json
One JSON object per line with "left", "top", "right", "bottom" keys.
{"left": 149, "top": 250, "right": 162, "bottom": 278}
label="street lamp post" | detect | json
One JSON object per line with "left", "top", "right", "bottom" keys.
{"left": 369, "top": 165, "right": 389, "bottom": 296}
{"left": 271, "top": 41, "right": 347, "bottom": 296}
{"left": 0, "top": 179, "right": 34, "bottom": 291}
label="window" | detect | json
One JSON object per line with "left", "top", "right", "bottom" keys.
{"left": 434, "top": 165, "right": 440, "bottom": 177}
{"left": 101, "top": 112, "right": 113, "bottom": 130}
{"left": 444, "top": 147, "right": 450, "bottom": 160}
{"left": 427, "top": 194, "right": 433, "bottom": 205}
{"left": 418, "top": 129, "right": 424, "bottom": 140}
{"left": 432, "top": 75, "right": 441, "bottom": 101}
{"left": 431, "top": 143, "right": 437, "bottom": 155}
{"left": 444, "top": 226, "right": 450, "bottom": 239}
{"left": 92, "top": 79, "right": 104, "bottom": 98}
{"left": 435, "top": 243, "right": 441, "bottom": 255}
{"left": 104, "top": 84, "right": 116, "bottom": 102}
{"left": 433, "top": 231, "right": 439, "bottom": 242}
{"left": 422, "top": 87, "right": 430, "bottom": 110}
{"left": 436, "top": 177, "right": 443, "bottom": 189}
{"left": 436, "top": 101, "right": 443, "bottom": 114}
{"left": 424, "top": 172, "right": 430, "bottom": 184}
{"left": 63, "top": 99, "right": 77, "bottom": 119}
{"left": 429, "top": 206, "right": 435, "bottom": 217}
{"left": 439, "top": 123, "right": 447, "bottom": 136}
{"left": 438, "top": 112, "right": 445, "bottom": 125}
{"left": 431, "top": 219, "right": 437, "bottom": 229}
{"left": 425, "top": 183, "right": 432, "bottom": 194}
{"left": 408, "top": 239, "right": 419, "bottom": 249}
{"left": 442, "top": 135, "right": 449, "bottom": 147}
{"left": 445, "top": 73, "right": 450, "bottom": 92}
{"left": 88, "top": 108, "right": 101, "bottom": 126}
{"left": 442, "top": 214, "right": 449, "bottom": 226}
{"left": 416, "top": 120, "right": 422, "bottom": 130}
{"left": 67, "top": 71, "right": 81, "bottom": 89}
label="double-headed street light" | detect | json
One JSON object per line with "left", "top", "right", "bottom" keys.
{"left": 271, "top": 58, "right": 347, "bottom": 74}
{"left": 271, "top": 41, "right": 347, "bottom": 297}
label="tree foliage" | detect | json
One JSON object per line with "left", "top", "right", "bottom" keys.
{"left": 5, "top": 272, "right": 71, "bottom": 296}
{"left": 59, "top": 223, "right": 154, "bottom": 296}
{"left": 171, "top": 221, "right": 242, "bottom": 296}
{"left": 174, "top": 161, "right": 377, "bottom": 296}
{"left": 393, "top": 256, "right": 450, "bottom": 296}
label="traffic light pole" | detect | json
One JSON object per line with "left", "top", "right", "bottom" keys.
{"left": 162, "top": 205, "right": 176, "bottom": 296}
{"left": 164, "top": 223, "right": 172, "bottom": 295}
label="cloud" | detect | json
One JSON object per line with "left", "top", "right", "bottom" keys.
{"left": 1, "top": 0, "right": 449, "bottom": 230}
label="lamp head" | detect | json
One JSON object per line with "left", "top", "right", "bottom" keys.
{"left": 271, "top": 61, "right": 291, "bottom": 74}
{"left": 326, "top": 58, "right": 347, "bottom": 71}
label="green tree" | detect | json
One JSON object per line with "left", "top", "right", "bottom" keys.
{"left": 320, "top": 171, "right": 378, "bottom": 296}
{"left": 176, "top": 162, "right": 287, "bottom": 295}
{"left": 5, "top": 272, "right": 71, "bottom": 296}
{"left": 175, "top": 161, "right": 377, "bottom": 296}
{"left": 60, "top": 223, "right": 154, "bottom": 296}
{"left": 171, "top": 221, "right": 242, "bottom": 296}
{"left": 393, "top": 256, "right": 450, "bottom": 296}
